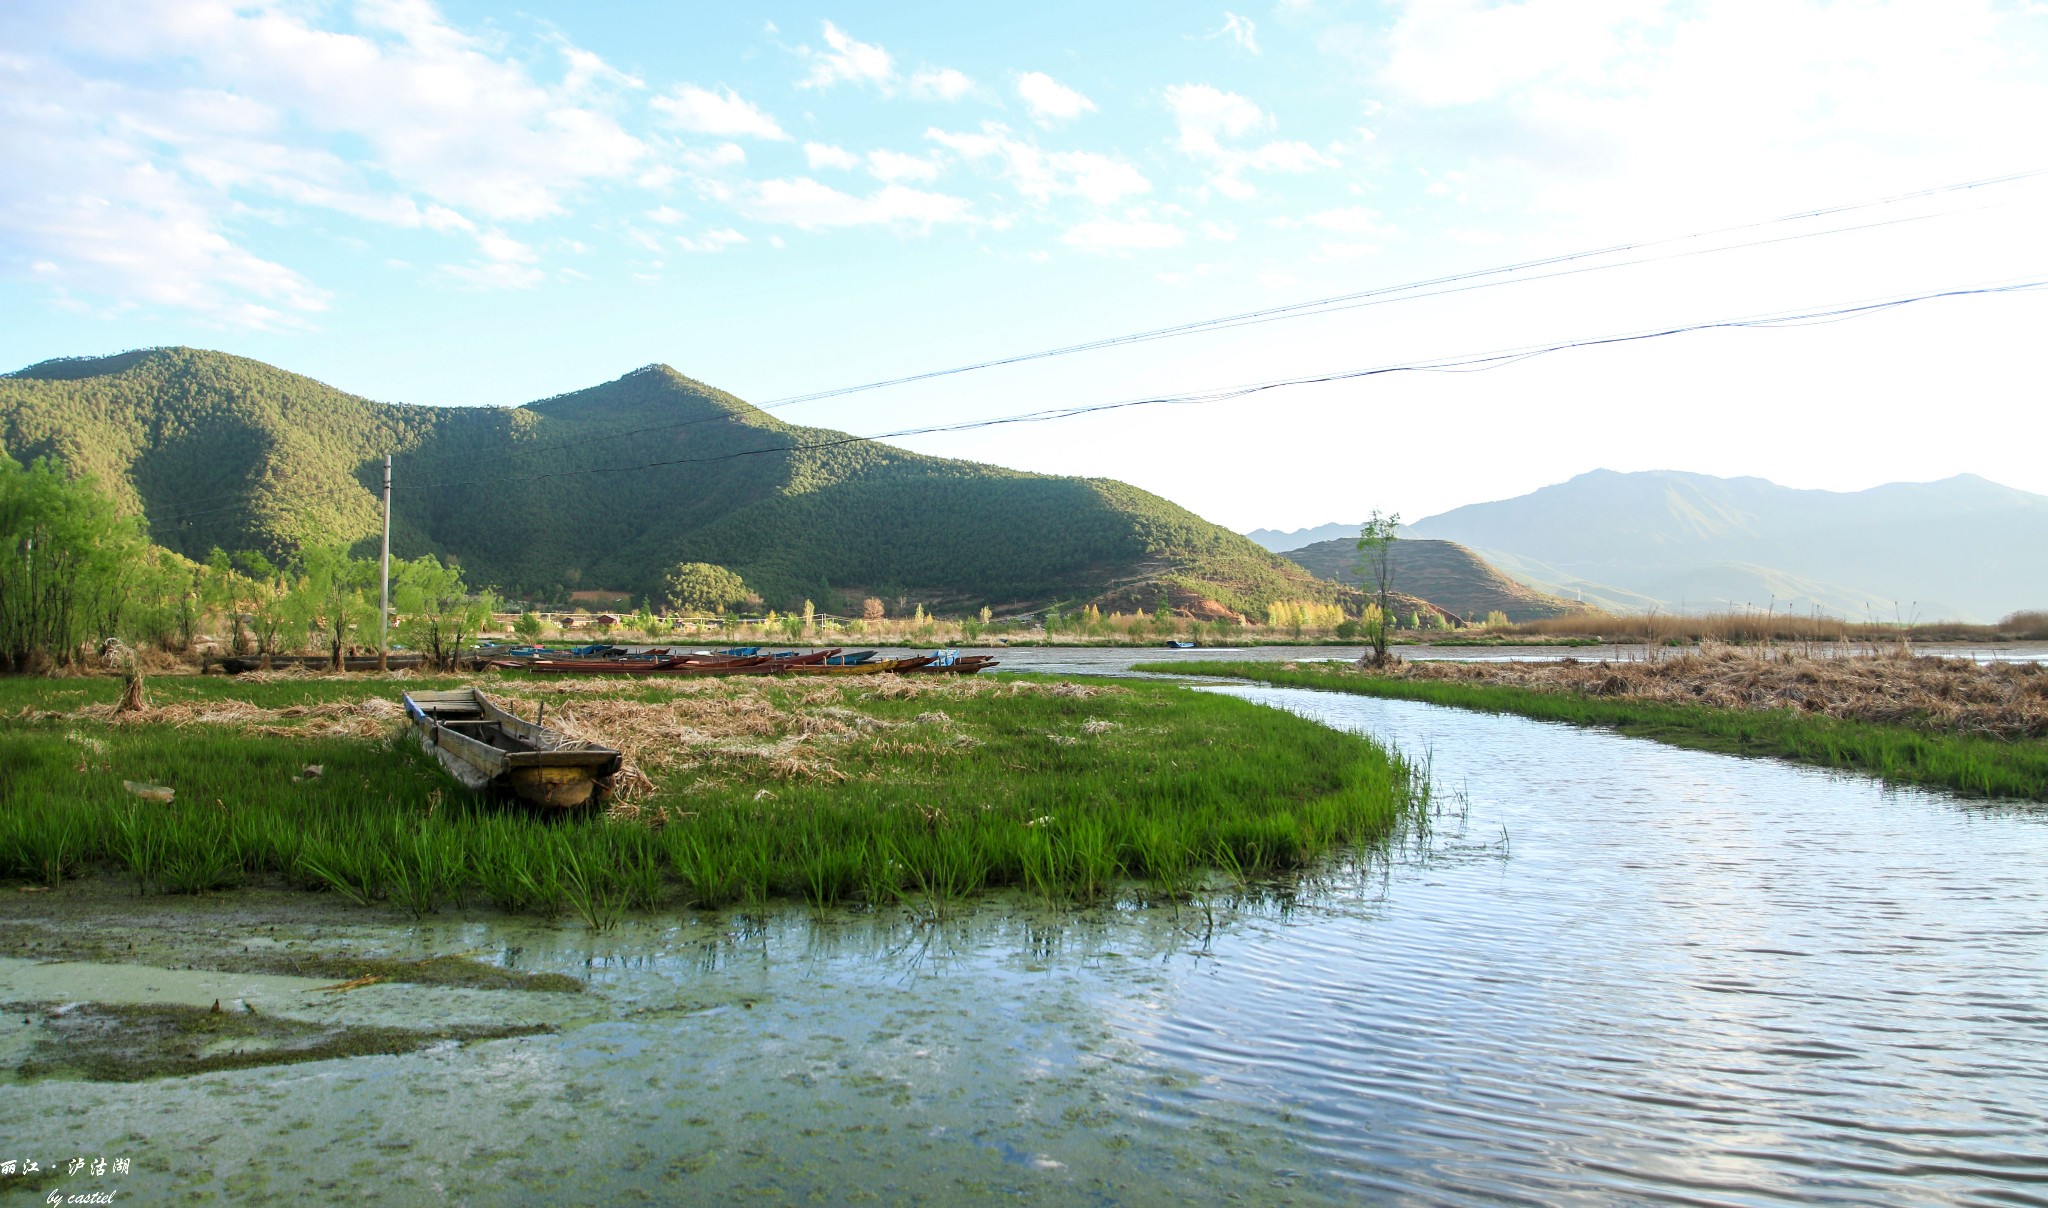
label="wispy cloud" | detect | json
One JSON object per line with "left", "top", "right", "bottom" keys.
{"left": 1163, "top": 83, "right": 1333, "bottom": 198}
{"left": 650, "top": 85, "right": 789, "bottom": 140}
{"left": 797, "top": 21, "right": 894, "bottom": 90}
{"left": 1209, "top": 12, "right": 1261, "bottom": 54}
{"left": 927, "top": 123, "right": 1148, "bottom": 204}
{"left": 908, "top": 67, "right": 975, "bottom": 101}
{"left": 736, "top": 177, "right": 971, "bottom": 230}
{"left": 1017, "top": 71, "right": 1097, "bottom": 124}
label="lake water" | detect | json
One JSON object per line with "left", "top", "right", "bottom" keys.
{"left": 6, "top": 684, "right": 2047, "bottom": 1204}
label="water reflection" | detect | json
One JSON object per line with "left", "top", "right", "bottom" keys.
{"left": 8, "top": 684, "right": 2047, "bottom": 1204}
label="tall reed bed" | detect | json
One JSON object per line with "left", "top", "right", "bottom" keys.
{"left": 1160, "top": 659, "right": 2048, "bottom": 801}
{"left": 1496, "top": 608, "right": 2048, "bottom": 645}
{"left": 0, "top": 674, "right": 1421, "bottom": 924}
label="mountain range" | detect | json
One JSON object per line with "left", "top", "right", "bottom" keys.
{"left": 1259, "top": 469, "right": 2048, "bottom": 622}
{"left": 0, "top": 347, "right": 1330, "bottom": 616}
{"left": 1275, "top": 538, "right": 1580, "bottom": 622}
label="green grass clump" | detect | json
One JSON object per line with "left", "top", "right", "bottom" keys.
{"left": 1154, "top": 660, "right": 2048, "bottom": 801}
{"left": 0, "top": 674, "right": 1420, "bottom": 920}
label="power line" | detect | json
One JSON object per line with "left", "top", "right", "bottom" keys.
{"left": 247, "top": 163, "right": 2045, "bottom": 479}
{"left": 161, "top": 272, "right": 2046, "bottom": 529}
{"left": 362, "top": 274, "right": 2048, "bottom": 494}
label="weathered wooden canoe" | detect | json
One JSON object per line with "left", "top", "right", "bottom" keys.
{"left": 785, "top": 655, "right": 937, "bottom": 676}
{"left": 402, "top": 688, "right": 621, "bottom": 808}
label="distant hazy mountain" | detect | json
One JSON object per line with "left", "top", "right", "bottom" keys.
{"left": 1278, "top": 538, "right": 1581, "bottom": 622}
{"left": 1245, "top": 522, "right": 1361, "bottom": 552}
{"left": 1403, "top": 469, "right": 2048, "bottom": 622}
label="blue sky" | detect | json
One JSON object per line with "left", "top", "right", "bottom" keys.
{"left": 6, "top": 0, "right": 2048, "bottom": 529}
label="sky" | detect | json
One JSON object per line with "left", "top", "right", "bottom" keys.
{"left": 5, "top": 0, "right": 2048, "bottom": 531}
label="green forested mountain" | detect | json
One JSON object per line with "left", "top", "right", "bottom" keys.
{"left": 0, "top": 347, "right": 1330, "bottom": 615}
{"left": 1278, "top": 537, "right": 1581, "bottom": 622}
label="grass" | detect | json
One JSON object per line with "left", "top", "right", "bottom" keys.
{"left": 1153, "top": 659, "right": 2048, "bottom": 801}
{"left": 0, "top": 671, "right": 1421, "bottom": 921}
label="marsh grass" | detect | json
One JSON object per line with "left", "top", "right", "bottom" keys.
{"left": 1, "top": 672, "right": 1420, "bottom": 920}
{"left": 1164, "top": 659, "right": 2048, "bottom": 801}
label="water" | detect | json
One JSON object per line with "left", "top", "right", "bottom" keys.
{"left": 7, "top": 686, "right": 2048, "bottom": 1204}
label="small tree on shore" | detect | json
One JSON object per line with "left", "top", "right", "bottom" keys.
{"left": 662, "top": 562, "right": 750, "bottom": 615}
{"left": 1356, "top": 511, "right": 1400, "bottom": 668}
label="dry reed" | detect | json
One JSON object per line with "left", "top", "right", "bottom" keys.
{"left": 1389, "top": 647, "right": 2048, "bottom": 739}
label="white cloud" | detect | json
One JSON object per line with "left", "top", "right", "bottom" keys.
{"left": 738, "top": 177, "right": 972, "bottom": 230}
{"left": 867, "top": 150, "right": 944, "bottom": 183}
{"left": 1016, "top": 71, "right": 1097, "bottom": 124}
{"left": 676, "top": 228, "right": 748, "bottom": 253}
{"left": 645, "top": 205, "right": 688, "bottom": 225}
{"left": 0, "top": 0, "right": 648, "bottom": 321}
{"left": 1061, "top": 214, "right": 1185, "bottom": 252}
{"left": 926, "top": 123, "right": 1150, "bottom": 204}
{"left": 1368, "top": 0, "right": 2048, "bottom": 231}
{"left": 908, "top": 67, "right": 975, "bottom": 101}
{"left": 1316, "top": 241, "right": 1379, "bottom": 259}
{"left": 679, "top": 143, "right": 748, "bottom": 171}
{"left": 805, "top": 142, "right": 861, "bottom": 170}
{"left": 1165, "top": 83, "right": 1270, "bottom": 154}
{"left": 651, "top": 84, "right": 789, "bottom": 140}
{"left": 798, "top": 21, "right": 894, "bottom": 90}
{"left": 1163, "top": 82, "right": 1334, "bottom": 196}
{"left": 1201, "top": 220, "right": 1240, "bottom": 241}
{"left": 1211, "top": 13, "right": 1261, "bottom": 54}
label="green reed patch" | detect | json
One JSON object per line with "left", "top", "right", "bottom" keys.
{"left": 0, "top": 674, "right": 1420, "bottom": 920}
{"left": 1158, "top": 660, "right": 2048, "bottom": 801}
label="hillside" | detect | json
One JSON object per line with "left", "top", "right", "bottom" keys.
{"left": 1246, "top": 521, "right": 1361, "bottom": 552}
{"left": 0, "top": 348, "right": 1330, "bottom": 616}
{"left": 1404, "top": 469, "right": 2048, "bottom": 622}
{"left": 1279, "top": 537, "right": 1581, "bottom": 622}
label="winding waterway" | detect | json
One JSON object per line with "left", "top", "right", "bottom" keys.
{"left": 6, "top": 684, "right": 2047, "bottom": 1204}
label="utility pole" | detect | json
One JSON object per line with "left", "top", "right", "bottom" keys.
{"left": 379, "top": 454, "right": 391, "bottom": 672}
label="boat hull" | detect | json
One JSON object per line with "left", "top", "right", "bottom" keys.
{"left": 403, "top": 688, "right": 621, "bottom": 808}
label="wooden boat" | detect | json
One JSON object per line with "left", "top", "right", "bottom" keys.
{"left": 402, "top": 688, "right": 621, "bottom": 808}
{"left": 512, "top": 655, "right": 769, "bottom": 675}
{"left": 787, "top": 655, "right": 937, "bottom": 676}
{"left": 898, "top": 654, "right": 998, "bottom": 675}
{"left": 1163, "top": 640, "right": 1197, "bottom": 649}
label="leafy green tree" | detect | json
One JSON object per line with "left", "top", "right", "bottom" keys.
{"left": 662, "top": 562, "right": 749, "bottom": 614}
{"left": 395, "top": 554, "right": 495, "bottom": 670}
{"left": 513, "top": 610, "right": 545, "bottom": 644}
{"left": 233, "top": 550, "right": 292, "bottom": 666}
{"left": 1356, "top": 511, "right": 1401, "bottom": 667}
{"left": 290, "top": 545, "right": 379, "bottom": 669}
{"left": 0, "top": 452, "right": 146, "bottom": 671}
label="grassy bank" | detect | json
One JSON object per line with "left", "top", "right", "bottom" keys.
{"left": 1, "top": 672, "right": 1419, "bottom": 923}
{"left": 1152, "top": 659, "right": 2048, "bottom": 801}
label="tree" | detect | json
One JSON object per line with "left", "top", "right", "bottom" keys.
{"left": 395, "top": 554, "right": 495, "bottom": 670}
{"left": 234, "top": 550, "right": 291, "bottom": 667}
{"left": 1356, "top": 510, "right": 1401, "bottom": 668}
{"left": 289, "top": 545, "right": 378, "bottom": 669}
{"left": 662, "top": 562, "right": 750, "bottom": 614}
{"left": 861, "top": 597, "right": 885, "bottom": 621}
{"left": 0, "top": 452, "right": 146, "bottom": 672}
{"left": 513, "top": 610, "right": 545, "bottom": 644}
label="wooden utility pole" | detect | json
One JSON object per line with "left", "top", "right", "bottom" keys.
{"left": 379, "top": 454, "right": 391, "bottom": 672}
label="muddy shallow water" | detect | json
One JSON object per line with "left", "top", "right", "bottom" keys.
{"left": 6, "top": 684, "right": 2048, "bottom": 1204}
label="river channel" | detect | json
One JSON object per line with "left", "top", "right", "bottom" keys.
{"left": 5, "top": 683, "right": 2046, "bottom": 1204}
